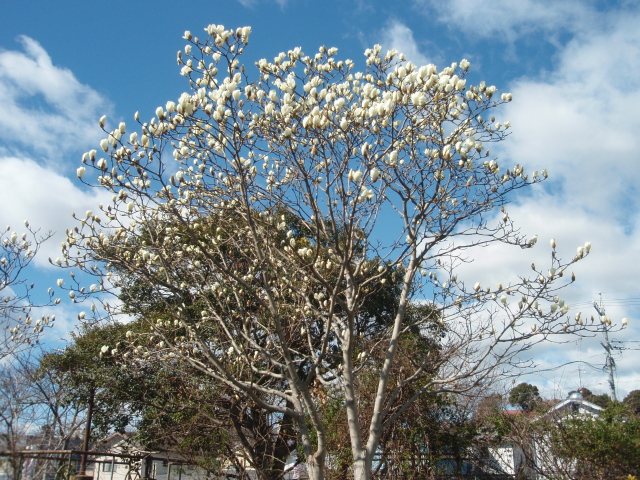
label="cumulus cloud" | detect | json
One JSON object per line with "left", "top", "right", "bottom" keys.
{"left": 499, "top": 18, "right": 640, "bottom": 215}
{"left": 446, "top": 9, "right": 640, "bottom": 397}
{"left": 378, "top": 20, "right": 431, "bottom": 66}
{"left": 0, "top": 38, "right": 113, "bottom": 268}
{"left": 0, "top": 36, "right": 111, "bottom": 266}
{"left": 368, "top": 9, "right": 640, "bottom": 396}
{"left": 0, "top": 36, "right": 110, "bottom": 163}
{"left": 0, "top": 156, "right": 112, "bottom": 267}
{"left": 414, "top": 0, "right": 597, "bottom": 42}
{"left": 0, "top": 37, "right": 115, "bottom": 344}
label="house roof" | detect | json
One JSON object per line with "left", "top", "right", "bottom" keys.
{"left": 547, "top": 392, "right": 603, "bottom": 419}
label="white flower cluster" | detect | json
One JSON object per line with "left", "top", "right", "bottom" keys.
{"left": 63, "top": 23, "right": 616, "bottom": 394}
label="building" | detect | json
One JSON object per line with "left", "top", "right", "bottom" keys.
{"left": 483, "top": 392, "right": 604, "bottom": 479}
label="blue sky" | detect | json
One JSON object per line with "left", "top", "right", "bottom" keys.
{"left": 1, "top": 0, "right": 639, "bottom": 399}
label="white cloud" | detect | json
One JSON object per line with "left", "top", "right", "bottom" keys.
{"left": 414, "top": 0, "right": 597, "bottom": 41}
{"left": 0, "top": 37, "right": 113, "bottom": 269}
{"left": 0, "top": 156, "right": 112, "bottom": 267}
{"left": 378, "top": 20, "right": 431, "bottom": 66}
{"left": 0, "top": 36, "right": 110, "bottom": 162}
{"left": 236, "top": 0, "right": 289, "bottom": 8}
{"left": 447, "top": 10, "right": 640, "bottom": 397}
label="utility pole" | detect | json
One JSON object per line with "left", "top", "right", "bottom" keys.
{"left": 76, "top": 387, "right": 95, "bottom": 480}
{"left": 593, "top": 295, "right": 617, "bottom": 401}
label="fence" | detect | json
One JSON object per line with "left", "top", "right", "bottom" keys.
{"left": 0, "top": 450, "right": 188, "bottom": 480}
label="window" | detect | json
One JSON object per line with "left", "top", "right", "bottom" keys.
{"left": 102, "top": 462, "right": 117, "bottom": 472}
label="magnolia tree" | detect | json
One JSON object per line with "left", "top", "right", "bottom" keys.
{"left": 60, "top": 24, "right": 615, "bottom": 480}
{"left": 1, "top": 224, "right": 57, "bottom": 359}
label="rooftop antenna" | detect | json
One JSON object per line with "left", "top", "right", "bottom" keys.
{"left": 593, "top": 294, "right": 617, "bottom": 401}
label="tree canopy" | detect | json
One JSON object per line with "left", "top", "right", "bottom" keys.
{"left": 509, "top": 382, "right": 540, "bottom": 411}
{"left": 623, "top": 389, "right": 640, "bottom": 415}
{"left": 576, "top": 387, "right": 612, "bottom": 409}
{"left": 58, "top": 22, "right": 604, "bottom": 480}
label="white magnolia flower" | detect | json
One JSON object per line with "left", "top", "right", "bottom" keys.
{"left": 622, "top": 318, "right": 629, "bottom": 325}
{"left": 550, "top": 238, "right": 556, "bottom": 249}
{"left": 101, "top": 345, "right": 109, "bottom": 354}
{"left": 584, "top": 241, "right": 592, "bottom": 253}
{"left": 348, "top": 169, "right": 362, "bottom": 182}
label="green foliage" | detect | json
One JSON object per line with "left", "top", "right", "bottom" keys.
{"left": 39, "top": 322, "right": 141, "bottom": 438}
{"left": 549, "top": 402, "right": 640, "bottom": 478}
{"left": 320, "top": 317, "right": 483, "bottom": 480}
{"left": 623, "top": 389, "right": 640, "bottom": 415}
{"left": 509, "top": 382, "right": 540, "bottom": 411}
{"left": 575, "top": 387, "right": 612, "bottom": 409}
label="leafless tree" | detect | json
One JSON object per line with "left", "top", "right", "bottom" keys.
{"left": 1, "top": 224, "right": 57, "bottom": 360}
{"left": 0, "top": 350, "right": 86, "bottom": 480}
{"left": 61, "top": 24, "right": 611, "bottom": 480}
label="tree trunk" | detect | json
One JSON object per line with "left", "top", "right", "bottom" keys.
{"left": 352, "top": 457, "right": 369, "bottom": 480}
{"left": 306, "top": 457, "right": 324, "bottom": 480}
